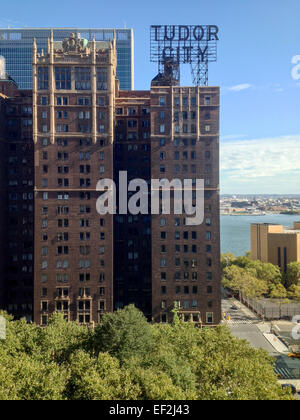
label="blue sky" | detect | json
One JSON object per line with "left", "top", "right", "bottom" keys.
{"left": 1, "top": 0, "right": 300, "bottom": 194}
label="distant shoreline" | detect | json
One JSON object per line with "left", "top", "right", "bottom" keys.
{"left": 221, "top": 213, "right": 266, "bottom": 216}
{"left": 220, "top": 212, "right": 300, "bottom": 216}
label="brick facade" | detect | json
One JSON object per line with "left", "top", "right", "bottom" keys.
{"left": 0, "top": 33, "right": 221, "bottom": 326}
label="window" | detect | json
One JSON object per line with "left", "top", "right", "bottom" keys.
{"left": 97, "top": 68, "right": 108, "bottom": 90}
{"left": 56, "top": 97, "right": 68, "bottom": 106}
{"left": 55, "top": 68, "right": 71, "bottom": 90}
{"left": 38, "top": 67, "right": 49, "bottom": 90}
{"left": 204, "top": 96, "right": 211, "bottom": 105}
{"left": 184, "top": 300, "right": 190, "bottom": 309}
{"left": 75, "top": 67, "right": 91, "bottom": 90}
{"left": 41, "top": 316, "right": 48, "bottom": 326}
{"left": 99, "top": 300, "right": 106, "bottom": 311}
{"left": 79, "top": 111, "right": 90, "bottom": 120}
{"left": 160, "top": 259, "right": 166, "bottom": 267}
{"left": 128, "top": 107, "right": 137, "bottom": 116}
{"left": 161, "top": 314, "right": 167, "bottom": 323}
{"left": 206, "top": 312, "right": 214, "bottom": 324}
{"left": 78, "top": 97, "right": 90, "bottom": 106}
{"left": 98, "top": 97, "right": 105, "bottom": 106}
{"left": 159, "top": 96, "right": 166, "bottom": 106}
{"left": 277, "top": 247, "right": 281, "bottom": 267}
{"left": 128, "top": 120, "right": 137, "bottom": 128}
{"left": 99, "top": 111, "right": 105, "bottom": 120}
{"left": 160, "top": 218, "right": 166, "bottom": 227}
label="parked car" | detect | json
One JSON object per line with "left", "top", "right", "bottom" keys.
{"left": 288, "top": 352, "right": 300, "bottom": 359}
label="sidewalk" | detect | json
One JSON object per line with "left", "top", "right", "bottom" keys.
{"left": 263, "top": 333, "right": 289, "bottom": 354}
{"left": 231, "top": 298, "right": 260, "bottom": 320}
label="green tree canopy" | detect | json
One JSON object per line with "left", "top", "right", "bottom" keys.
{"left": 93, "top": 304, "right": 152, "bottom": 363}
{"left": 285, "top": 262, "right": 300, "bottom": 288}
{"left": 0, "top": 308, "right": 294, "bottom": 400}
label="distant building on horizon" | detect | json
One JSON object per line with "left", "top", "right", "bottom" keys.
{"left": 0, "top": 28, "right": 134, "bottom": 90}
{"left": 251, "top": 222, "right": 300, "bottom": 271}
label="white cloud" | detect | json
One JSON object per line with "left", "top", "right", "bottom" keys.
{"left": 0, "top": 18, "right": 21, "bottom": 28}
{"left": 226, "top": 83, "right": 253, "bottom": 92}
{"left": 221, "top": 134, "right": 248, "bottom": 141}
{"left": 221, "top": 135, "right": 300, "bottom": 180}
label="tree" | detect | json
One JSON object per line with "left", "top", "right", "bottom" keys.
{"left": 241, "top": 273, "right": 268, "bottom": 299}
{"left": 64, "top": 351, "right": 140, "bottom": 400}
{"left": 0, "top": 308, "right": 294, "bottom": 400}
{"left": 288, "top": 285, "right": 300, "bottom": 302}
{"left": 222, "top": 265, "right": 268, "bottom": 299}
{"left": 147, "top": 323, "right": 292, "bottom": 400}
{"left": 269, "top": 284, "right": 288, "bottom": 300}
{"left": 222, "top": 265, "right": 247, "bottom": 296}
{"left": 38, "top": 313, "right": 91, "bottom": 364}
{"left": 256, "top": 263, "right": 283, "bottom": 287}
{"left": 285, "top": 262, "right": 300, "bottom": 288}
{"left": 0, "top": 347, "right": 67, "bottom": 400}
{"left": 269, "top": 284, "right": 289, "bottom": 319}
{"left": 93, "top": 305, "right": 152, "bottom": 363}
{"left": 191, "top": 326, "right": 292, "bottom": 400}
{"left": 221, "top": 253, "right": 236, "bottom": 271}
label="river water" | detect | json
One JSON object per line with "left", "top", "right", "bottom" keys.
{"left": 221, "top": 214, "right": 300, "bottom": 256}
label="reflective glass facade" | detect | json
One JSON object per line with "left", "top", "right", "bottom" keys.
{"left": 0, "top": 28, "right": 134, "bottom": 90}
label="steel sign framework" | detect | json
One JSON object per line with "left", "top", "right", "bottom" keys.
{"left": 150, "top": 25, "right": 219, "bottom": 86}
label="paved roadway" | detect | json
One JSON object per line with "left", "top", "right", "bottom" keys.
{"left": 222, "top": 297, "right": 300, "bottom": 396}
{"left": 222, "top": 297, "right": 280, "bottom": 356}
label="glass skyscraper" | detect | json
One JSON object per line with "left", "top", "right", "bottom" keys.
{"left": 0, "top": 28, "right": 134, "bottom": 90}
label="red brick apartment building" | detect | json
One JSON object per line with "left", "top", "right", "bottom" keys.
{"left": 0, "top": 33, "right": 221, "bottom": 326}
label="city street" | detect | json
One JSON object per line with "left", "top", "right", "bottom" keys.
{"left": 222, "top": 298, "right": 277, "bottom": 355}
{"left": 222, "top": 297, "right": 300, "bottom": 396}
